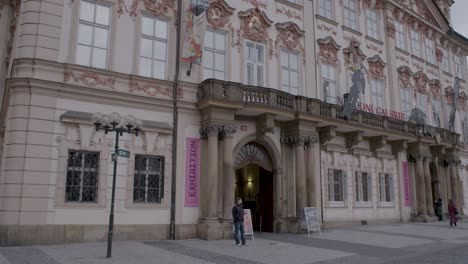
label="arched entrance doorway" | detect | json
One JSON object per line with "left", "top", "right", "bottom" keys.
{"left": 234, "top": 142, "right": 274, "bottom": 232}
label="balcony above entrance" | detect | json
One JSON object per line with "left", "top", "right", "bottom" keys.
{"left": 197, "top": 79, "right": 461, "bottom": 147}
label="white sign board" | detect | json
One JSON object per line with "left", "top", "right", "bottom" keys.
{"left": 301, "top": 207, "right": 321, "bottom": 235}
{"left": 232, "top": 208, "right": 254, "bottom": 240}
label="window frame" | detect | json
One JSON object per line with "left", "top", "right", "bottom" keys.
{"left": 395, "top": 21, "right": 406, "bottom": 50}
{"left": 244, "top": 40, "right": 266, "bottom": 87}
{"left": 344, "top": 0, "right": 359, "bottom": 31}
{"left": 366, "top": 8, "right": 379, "bottom": 40}
{"left": 442, "top": 49, "right": 450, "bottom": 72}
{"left": 133, "top": 155, "right": 165, "bottom": 204}
{"left": 138, "top": 15, "right": 169, "bottom": 80}
{"left": 425, "top": 37, "right": 435, "bottom": 64}
{"left": 65, "top": 150, "right": 100, "bottom": 203}
{"left": 410, "top": 29, "right": 421, "bottom": 57}
{"left": 379, "top": 173, "right": 394, "bottom": 205}
{"left": 462, "top": 113, "right": 468, "bottom": 143}
{"left": 400, "top": 87, "right": 412, "bottom": 120}
{"left": 328, "top": 169, "right": 346, "bottom": 207}
{"left": 319, "top": 0, "right": 333, "bottom": 19}
{"left": 371, "top": 79, "right": 385, "bottom": 109}
{"left": 321, "top": 63, "right": 337, "bottom": 104}
{"left": 355, "top": 172, "right": 372, "bottom": 205}
{"left": 280, "top": 49, "right": 300, "bottom": 95}
{"left": 75, "top": 0, "right": 112, "bottom": 69}
{"left": 202, "top": 29, "right": 227, "bottom": 81}
{"left": 416, "top": 93, "right": 428, "bottom": 115}
{"left": 432, "top": 100, "right": 442, "bottom": 128}
{"left": 454, "top": 55, "right": 462, "bottom": 78}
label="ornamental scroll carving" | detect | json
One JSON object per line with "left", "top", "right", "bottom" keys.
{"left": 343, "top": 39, "right": 366, "bottom": 72}
{"left": 367, "top": 55, "right": 386, "bottom": 80}
{"left": 397, "top": 66, "right": 413, "bottom": 89}
{"left": 64, "top": 68, "right": 115, "bottom": 89}
{"left": 459, "top": 92, "right": 468, "bottom": 111}
{"left": 274, "top": 22, "right": 305, "bottom": 62}
{"left": 238, "top": 8, "right": 274, "bottom": 57}
{"left": 207, "top": 0, "right": 235, "bottom": 31}
{"left": 445, "top": 86, "right": 454, "bottom": 105}
{"left": 429, "top": 79, "right": 441, "bottom": 99}
{"left": 413, "top": 71, "right": 429, "bottom": 95}
{"left": 129, "top": 80, "right": 183, "bottom": 99}
{"left": 386, "top": 20, "right": 396, "bottom": 39}
{"left": 117, "top": 0, "right": 176, "bottom": 17}
{"left": 317, "top": 36, "right": 341, "bottom": 65}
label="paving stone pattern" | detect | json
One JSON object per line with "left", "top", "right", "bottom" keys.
{"left": 1, "top": 221, "right": 468, "bottom": 264}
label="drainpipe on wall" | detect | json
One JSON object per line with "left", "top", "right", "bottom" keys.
{"left": 170, "top": 0, "right": 183, "bottom": 241}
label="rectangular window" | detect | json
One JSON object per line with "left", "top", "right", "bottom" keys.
{"left": 245, "top": 41, "right": 265, "bottom": 86}
{"left": 371, "top": 79, "right": 385, "bottom": 109}
{"left": 133, "top": 155, "right": 165, "bottom": 203}
{"left": 344, "top": 0, "right": 358, "bottom": 30}
{"left": 66, "top": 150, "right": 99, "bottom": 203}
{"left": 139, "top": 16, "right": 168, "bottom": 79}
{"left": 410, "top": 30, "right": 421, "bottom": 57}
{"left": 329, "top": 169, "right": 346, "bottom": 202}
{"left": 366, "top": 9, "right": 379, "bottom": 39}
{"left": 76, "top": 1, "right": 111, "bottom": 69}
{"left": 432, "top": 100, "right": 441, "bottom": 128}
{"left": 379, "top": 174, "right": 394, "bottom": 202}
{"left": 400, "top": 88, "right": 412, "bottom": 120}
{"left": 425, "top": 38, "right": 435, "bottom": 64}
{"left": 454, "top": 55, "right": 462, "bottom": 78}
{"left": 280, "top": 50, "right": 299, "bottom": 95}
{"left": 319, "top": 0, "right": 333, "bottom": 19}
{"left": 321, "top": 64, "right": 337, "bottom": 104}
{"left": 395, "top": 21, "right": 406, "bottom": 49}
{"left": 462, "top": 115, "right": 468, "bottom": 143}
{"left": 416, "top": 93, "right": 427, "bottom": 114}
{"left": 442, "top": 49, "right": 450, "bottom": 72}
{"left": 203, "top": 30, "right": 226, "bottom": 80}
{"left": 356, "top": 172, "right": 371, "bottom": 202}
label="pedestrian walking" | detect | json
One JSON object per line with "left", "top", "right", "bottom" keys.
{"left": 435, "top": 198, "right": 443, "bottom": 221}
{"left": 232, "top": 197, "right": 247, "bottom": 247}
{"left": 448, "top": 199, "right": 458, "bottom": 227}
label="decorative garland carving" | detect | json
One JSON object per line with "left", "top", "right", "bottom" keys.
{"left": 274, "top": 22, "right": 305, "bottom": 63}
{"left": 367, "top": 55, "right": 386, "bottom": 80}
{"left": 429, "top": 79, "right": 441, "bottom": 99}
{"left": 64, "top": 68, "right": 115, "bottom": 89}
{"left": 436, "top": 48, "right": 443, "bottom": 63}
{"left": 343, "top": 39, "right": 366, "bottom": 72}
{"left": 228, "top": 23, "right": 241, "bottom": 51}
{"left": 207, "top": 0, "right": 235, "bottom": 31}
{"left": 413, "top": 71, "right": 429, "bottom": 95}
{"left": 317, "top": 23, "right": 337, "bottom": 36}
{"left": 459, "top": 92, "right": 468, "bottom": 111}
{"left": 116, "top": 0, "right": 176, "bottom": 17}
{"left": 241, "top": 0, "right": 267, "bottom": 9}
{"left": 276, "top": 7, "right": 301, "bottom": 20}
{"left": 238, "top": 8, "right": 274, "bottom": 57}
{"left": 317, "top": 36, "right": 341, "bottom": 65}
{"left": 129, "top": 80, "right": 182, "bottom": 99}
{"left": 397, "top": 66, "right": 413, "bottom": 88}
{"left": 386, "top": 20, "right": 396, "bottom": 39}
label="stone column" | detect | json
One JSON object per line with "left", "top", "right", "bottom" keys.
{"left": 446, "top": 165, "right": 452, "bottom": 201}
{"left": 306, "top": 139, "right": 319, "bottom": 207}
{"left": 450, "top": 161, "right": 459, "bottom": 207}
{"left": 415, "top": 156, "right": 427, "bottom": 216}
{"left": 222, "top": 126, "right": 237, "bottom": 221}
{"left": 423, "top": 158, "right": 434, "bottom": 216}
{"left": 295, "top": 137, "right": 307, "bottom": 219}
{"left": 205, "top": 124, "right": 220, "bottom": 220}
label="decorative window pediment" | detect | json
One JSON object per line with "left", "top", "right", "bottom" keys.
{"left": 317, "top": 36, "right": 341, "bottom": 65}
{"left": 397, "top": 66, "right": 413, "bottom": 88}
{"left": 275, "top": 22, "right": 304, "bottom": 50}
{"left": 413, "top": 71, "right": 429, "bottom": 95}
{"left": 367, "top": 55, "right": 386, "bottom": 80}
{"left": 429, "top": 79, "right": 442, "bottom": 99}
{"left": 207, "top": 0, "right": 235, "bottom": 31}
{"left": 343, "top": 39, "right": 366, "bottom": 71}
{"left": 238, "top": 8, "right": 273, "bottom": 43}
{"left": 444, "top": 86, "right": 454, "bottom": 104}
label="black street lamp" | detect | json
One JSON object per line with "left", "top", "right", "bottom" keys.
{"left": 91, "top": 112, "right": 142, "bottom": 258}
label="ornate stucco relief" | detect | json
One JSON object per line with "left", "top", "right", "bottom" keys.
{"left": 317, "top": 37, "right": 341, "bottom": 65}
{"left": 274, "top": 22, "right": 305, "bottom": 63}
{"left": 64, "top": 68, "right": 115, "bottom": 89}
{"left": 367, "top": 55, "right": 386, "bottom": 80}
{"left": 238, "top": 8, "right": 274, "bottom": 58}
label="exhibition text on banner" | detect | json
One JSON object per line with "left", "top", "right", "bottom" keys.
{"left": 185, "top": 138, "right": 200, "bottom": 207}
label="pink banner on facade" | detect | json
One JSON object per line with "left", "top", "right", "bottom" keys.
{"left": 185, "top": 138, "right": 200, "bottom": 207}
{"left": 402, "top": 161, "right": 411, "bottom": 206}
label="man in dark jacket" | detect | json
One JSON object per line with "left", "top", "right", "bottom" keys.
{"left": 232, "top": 197, "right": 246, "bottom": 246}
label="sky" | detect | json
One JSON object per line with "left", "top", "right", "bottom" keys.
{"left": 451, "top": 1, "right": 468, "bottom": 38}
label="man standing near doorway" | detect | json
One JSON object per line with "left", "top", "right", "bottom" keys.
{"left": 232, "top": 197, "right": 247, "bottom": 246}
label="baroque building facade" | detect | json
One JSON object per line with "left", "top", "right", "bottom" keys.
{"left": 0, "top": 0, "right": 468, "bottom": 245}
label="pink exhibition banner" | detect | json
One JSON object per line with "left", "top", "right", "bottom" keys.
{"left": 185, "top": 138, "right": 200, "bottom": 207}
{"left": 402, "top": 161, "right": 411, "bottom": 207}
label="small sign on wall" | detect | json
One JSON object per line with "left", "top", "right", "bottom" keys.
{"left": 185, "top": 138, "right": 200, "bottom": 207}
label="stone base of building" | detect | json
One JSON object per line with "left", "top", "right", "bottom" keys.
{"left": 321, "top": 218, "right": 403, "bottom": 229}
{"left": 0, "top": 224, "right": 197, "bottom": 246}
{"left": 411, "top": 215, "right": 437, "bottom": 222}
{"left": 197, "top": 220, "right": 233, "bottom": 240}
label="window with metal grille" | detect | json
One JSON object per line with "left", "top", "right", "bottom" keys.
{"left": 395, "top": 21, "right": 406, "bottom": 50}
{"left": 329, "top": 169, "right": 345, "bottom": 202}
{"left": 379, "top": 173, "right": 394, "bottom": 202}
{"left": 280, "top": 50, "right": 300, "bottom": 95}
{"left": 344, "top": 0, "right": 358, "bottom": 30}
{"left": 356, "top": 172, "right": 371, "bottom": 202}
{"left": 203, "top": 30, "right": 226, "bottom": 80}
{"left": 319, "top": 0, "right": 333, "bottom": 19}
{"left": 66, "top": 150, "right": 99, "bottom": 203}
{"left": 133, "top": 155, "right": 164, "bottom": 203}
{"left": 139, "top": 16, "right": 168, "bottom": 79}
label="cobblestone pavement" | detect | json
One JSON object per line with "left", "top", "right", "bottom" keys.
{"left": 1, "top": 220, "right": 468, "bottom": 264}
